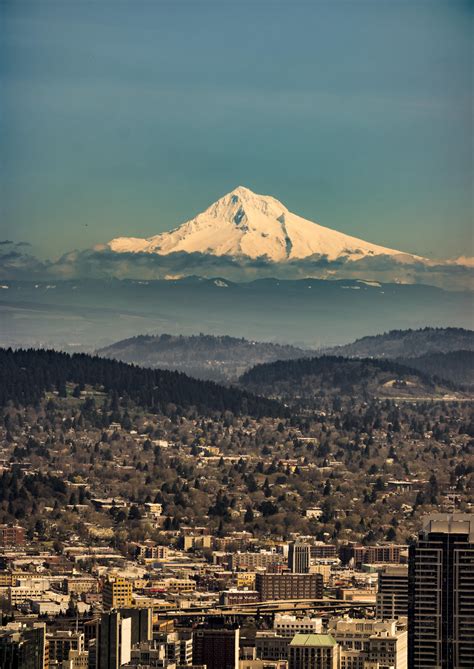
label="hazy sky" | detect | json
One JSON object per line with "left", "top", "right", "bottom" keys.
{"left": 1, "top": 0, "right": 472, "bottom": 260}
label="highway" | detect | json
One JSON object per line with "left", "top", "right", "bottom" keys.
{"left": 154, "top": 598, "right": 375, "bottom": 619}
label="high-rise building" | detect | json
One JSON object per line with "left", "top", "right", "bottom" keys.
{"left": 193, "top": 628, "right": 239, "bottom": 669}
{"left": 376, "top": 565, "right": 408, "bottom": 620}
{"left": 288, "top": 542, "right": 311, "bottom": 573}
{"left": 0, "top": 623, "right": 48, "bottom": 669}
{"left": 408, "top": 513, "right": 474, "bottom": 669}
{"left": 288, "top": 634, "right": 339, "bottom": 669}
{"left": 118, "top": 608, "right": 152, "bottom": 646}
{"left": 83, "top": 619, "right": 100, "bottom": 649}
{"left": 102, "top": 576, "right": 133, "bottom": 610}
{"left": 95, "top": 611, "right": 132, "bottom": 669}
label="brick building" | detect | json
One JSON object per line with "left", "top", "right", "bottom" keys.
{"left": 256, "top": 573, "right": 323, "bottom": 602}
{"left": 0, "top": 524, "right": 25, "bottom": 547}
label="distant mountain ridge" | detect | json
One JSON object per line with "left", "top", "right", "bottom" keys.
{"left": 325, "top": 327, "right": 474, "bottom": 358}
{"left": 95, "top": 328, "right": 474, "bottom": 386}
{"left": 97, "top": 333, "right": 311, "bottom": 382}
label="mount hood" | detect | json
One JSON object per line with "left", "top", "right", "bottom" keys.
{"left": 106, "top": 186, "right": 422, "bottom": 263}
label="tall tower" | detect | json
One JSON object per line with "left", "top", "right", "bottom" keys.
{"left": 288, "top": 541, "right": 311, "bottom": 573}
{"left": 96, "top": 612, "right": 131, "bottom": 669}
{"left": 376, "top": 565, "right": 408, "bottom": 620}
{"left": 0, "top": 623, "right": 47, "bottom": 669}
{"left": 408, "top": 513, "right": 474, "bottom": 669}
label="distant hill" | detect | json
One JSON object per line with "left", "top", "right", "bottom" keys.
{"left": 97, "top": 334, "right": 310, "bottom": 382}
{"left": 396, "top": 350, "right": 474, "bottom": 389}
{"left": 0, "top": 348, "right": 283, "bottom": 417}
{"left": 1, "top": 279, "right": 472, "bottom": 352}
{"left": 240, "top": 356, "right": 466, "bottom": 404}
{"left": 325, "top": 327, "right": 474, "bottom": 359}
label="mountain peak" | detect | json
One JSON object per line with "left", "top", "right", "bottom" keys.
{"left": 107, "top": 188, "right": 420, "bottom": 263}
{"left": 209, "top": 185, "right": 280, "bottom": 208}
{"left": 227, "top": 185, "right": 272, "bottom": 199}
{"left": 229, "top": 185, "right": 255, "bottom": 197}
{"left": 204, "top": 186, "right": 287, "bottom": 232}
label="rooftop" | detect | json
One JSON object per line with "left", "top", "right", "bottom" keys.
{"left": 422, "top": 513, "right": 474, "bottom": 541}
{"left": 289, "top": 633, "right": 337, "bottom": 647}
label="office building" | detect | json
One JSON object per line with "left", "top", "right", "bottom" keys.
{"left": 118, "top": 608, "right": 152, "bottom": 646}
{"left": 329, "top": 618, "right": 407, "bottom": 669}
{"left": 63, "top": 650, "right": 89, "bottom": 669}
{"left": 0, "top": 623, "right": 48, "bottom": 669}
{"left": 164, "top": 631, "right": 193, "bottom": 665}
{"left": 256, "top": 573, "right": 323, "bottom": 602}
{"left": 309, "top": 562, "right": 332, "bottom": 584}
{"left": 125, "top": 640, "right": 168, "bottom": 667}
{"left": 102, "top": 576, "right": 133, "bottom": 610}
{"left": 273, "top": 614, "right": 322, "bottom": 636}
{"left": 48, "top": 630, "right": 84, "bottom": 664}
{"left": 376, "top": 565, "right": 408, "bottom": 620}
{"left": 193, "top": 628, "right": 239, "bottom": 669}
{"left": 310, "top": 543, "right": 337, "bottom": 559}
{"left": 408, "top": 513, "right": 474, "bottom": 669}
{"left": 0, "top": 524, "right": 26, "bottom": 547}
{"left": 229, "top": 551, "right": 284, "bottom": 571}
{"left": 256, "top": 631, "right": 292, "bottom": 661}
{"left": 288, "top": 634, "right": 338, "bottom": 669}
{"left": 288, "top": 542, "right": 311, "bottom": 573}
{"left": 340, "top": 544, "right": 407, "bottom": 568}
{"left": 95, "top": 611, "right": 132, "bottom": 669}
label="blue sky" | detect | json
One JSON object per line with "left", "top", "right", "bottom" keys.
{"left": 1, "top": 0, "right": 472, "bottom": 260}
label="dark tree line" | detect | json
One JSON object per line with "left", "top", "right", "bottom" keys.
{"left": 240, "top": 355, "right": 437, "bottom": 388}
{"left": 397, "top": 351, "right": 473, "bottom": 389}
{"left": 0, "top": 348, "right": 284, "bottom": 417}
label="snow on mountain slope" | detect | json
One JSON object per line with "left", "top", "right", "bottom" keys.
{"left": 107, "top": 186, "right": 422, "bottom": 262}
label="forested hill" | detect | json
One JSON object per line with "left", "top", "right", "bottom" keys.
{"left": 325, "top": 327, "right": 474, "bottom": 359}
{"left": 97, "top": 333, "right": 310, "bottom": 382}
{"left": 396, "top": 350, "right": 474, "bottom": 389}
{"left": 240, "top": 356, "right": 464, "bottom": 402}
{"left": 0, "top": 348, "right": 284, "bottom": 417}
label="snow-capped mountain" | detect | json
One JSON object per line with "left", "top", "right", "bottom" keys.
{"left": 107, "top": 186, "right": 422, "bottom": 263}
